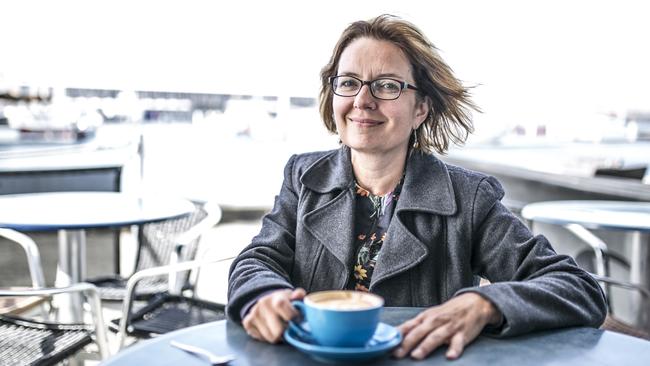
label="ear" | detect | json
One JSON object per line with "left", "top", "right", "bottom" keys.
{"left": 413, "top": 96, "right": 430, "bottom": 129}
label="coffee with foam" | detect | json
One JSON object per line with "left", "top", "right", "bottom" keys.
{"left": 306, "top": 291, "right": 383, "bottom": 311}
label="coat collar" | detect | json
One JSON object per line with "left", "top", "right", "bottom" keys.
{"left": 301, "top": 146, "right": 457, "bottom": 216}
{"left": 301, "top": 146, "right": 457, "bottom": 288}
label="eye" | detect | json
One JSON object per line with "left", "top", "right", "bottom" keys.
{"left": 337, "top": 77, "right": 360, "bottom": 89}
{"left": 375, "top": 80, "right": 400, "bottom": 91}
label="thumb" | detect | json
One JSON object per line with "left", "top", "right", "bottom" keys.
{"left": 290, "top": 288, "right": 306, "bottom": 300}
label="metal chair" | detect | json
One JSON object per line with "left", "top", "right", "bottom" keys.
{"left": 0, "top": 229, "right": 46, "bottom": 290}
{"left": 533, "top": 222, "right": 650, "bottom": 339}
{"left": 0, "top": 284, "right": 110, "bottom": 365}
{"left": 87, "top": 200, "right": 222, "bottom": 301}
{"left": 113, "top": 256, "right": 234, "bottom": 349}
{"left": 0, "top": 229, "right": 109, "bottom": 365}
{"left": 590, "top": 274, "right": 650, "bottom": 340}
{"left": 0, "top": 228, "right": 49, "bottom": 318}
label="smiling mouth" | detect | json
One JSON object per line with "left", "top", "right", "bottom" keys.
{"left": 349, "top": 118, "right": 384, "bottom": 127}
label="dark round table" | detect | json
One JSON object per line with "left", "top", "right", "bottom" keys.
{"left": 101, "top": 307, "right": 650, "bottom": 365}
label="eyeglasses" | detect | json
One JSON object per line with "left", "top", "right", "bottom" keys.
{"left": 329, "top": 75, "right": 419, "bottom": 100}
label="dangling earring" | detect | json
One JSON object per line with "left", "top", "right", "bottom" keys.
{"left": 412, "top": 128, "right": 419, "bottom": 149}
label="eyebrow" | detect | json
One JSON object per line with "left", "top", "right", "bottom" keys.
{"left": 338, "top": 71, "right": 407, "bottom": 80}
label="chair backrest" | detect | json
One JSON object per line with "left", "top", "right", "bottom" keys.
{"left": 590, "top": 273, "right": 650, "bottom": 340}
{"left": 136, "top": 201, "right": 204, "bottom": 271}
{"left": 133, "top": 201, "right": 222, "bottom": 287}
{"left": 0, "top": 283, "right": 110, "bottom": 362}
{"left": 0, "top": 228, "right": 50, "bottom": 317}
{"left": 0, "top": 228, "right": 46, "bottom": 289}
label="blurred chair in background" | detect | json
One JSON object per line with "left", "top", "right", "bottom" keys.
{"left": 82, "top": 200, "right": 229, "bottom": 349}
{"left": 113, "top": 255, "right": 234, "bottom": 349}
{"left": 87, "top": 200, "right": 222, "bottom": 301}
{"left": 564, "top": 224, "right": 650, "bottom": 339}
{"left": 522, "top": 201, "right": 650, "bottom": 340}
{"left": 0, "top": 229, "right": 109, "bottom": 365}
{"left": 589, "top": 274, "right": 650, "bottom": 340}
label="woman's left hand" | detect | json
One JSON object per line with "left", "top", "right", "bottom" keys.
{"left": 393, "top": 293, "right": 502, "bottom": 360}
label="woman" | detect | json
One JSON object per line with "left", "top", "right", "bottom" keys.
{"left": 227, "top": 14, "right": 606, "bottom": 360}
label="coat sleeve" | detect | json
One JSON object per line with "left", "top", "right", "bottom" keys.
{"left": 456, "top": 176, "right": 607, "bottom": 336}
{"left": 226, "top": 155, "right": 300, "bottom": 322}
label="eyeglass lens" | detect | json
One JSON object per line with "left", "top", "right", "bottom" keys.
{"left": 332, "top": 76, "right": 403, "bottom": 100}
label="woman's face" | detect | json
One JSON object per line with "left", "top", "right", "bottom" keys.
{"left": 333, "top": 37, "right": 428, "bottom": 157}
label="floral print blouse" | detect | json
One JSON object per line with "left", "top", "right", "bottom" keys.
{"left": 348, "top": 177, "right": 404, "bottom": 292}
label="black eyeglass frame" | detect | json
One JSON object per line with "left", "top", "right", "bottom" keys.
{"left": 328, "top": 75, "right": 419, "bottom": 100}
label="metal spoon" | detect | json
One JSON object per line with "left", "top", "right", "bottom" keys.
{"left": 170, "top": 340, "right": 235, "bottom": 365}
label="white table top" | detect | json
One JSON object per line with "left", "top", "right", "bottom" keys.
{"left": 0, "top": 192, "right": 195, "bottom": 231}
{"left": 521, "top": 200, "right": 650, "bottom": 232}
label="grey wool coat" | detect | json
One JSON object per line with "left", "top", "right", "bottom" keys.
{"left": 227, "top": 146, "right": 607, "bottom": 336}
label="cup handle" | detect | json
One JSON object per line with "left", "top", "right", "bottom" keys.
{"left": 288, "top": 301, "right": 315, "bottom": 342}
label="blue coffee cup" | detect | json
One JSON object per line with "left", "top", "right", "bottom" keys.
{"left": 289, "top": 290, "right": 384, "bottom": 347}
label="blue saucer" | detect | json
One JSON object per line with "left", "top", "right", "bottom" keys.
{"left": 283, "top": 322, "right": 402, "bottom": 363}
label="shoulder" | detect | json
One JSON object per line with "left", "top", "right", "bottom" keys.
{"left": 289, "top": 149, "right": 338, "bottom": 173}
{"left": 282, "top": 149, "right": 341, "bottom": 191}
{"left": 444, "top": 160, "right": 505, "bottom": 201}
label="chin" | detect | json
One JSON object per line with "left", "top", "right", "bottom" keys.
{"left": 341, "top": 137, "right": 370, "bottom": 151}
{"left": 347, "top": 144, "right": 384, "bottom": 155}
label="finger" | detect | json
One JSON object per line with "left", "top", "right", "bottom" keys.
{"left": 247, "top": 324, "right": 263, "bottom": 340}
{"left": 278, "top": 302, "right": 298, "bottom": 322}
{"left": 247, "top": 303, "right": 277, "bottom": 343}
{"left": 396, "top": 316, "right": 421, "bottom": 336}
{"left": 393, "top": 318, "right": 421, "bottom": 357}
{"left": 274, "top": 296, "right": 299, "bottom": 322}
{"left": 264, "top": 311, "right": 290, "bottom": 344}
{"left": 290, "top": 288, "right": 306, "bottom": 300}
{"left": 445, "top": 333, "right": 466, "bottom": 360}
{"left": 254, "top": 316, "right": 278, "bottom": 343}
{"left": 410, "top": 325, "right": 453, "bottom": 360}
{"left": 242, "top": 314, "right": 257, "bottom": 337}
{"left": 243, "top": 317, "right": 262, "bottom": 341}
{"left": 266, "top": 299, "right": 295, "bottom": 343}
{"left": 393, "top": 318, "right": 438, "bottom": 358}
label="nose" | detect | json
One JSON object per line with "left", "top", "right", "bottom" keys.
{"left": 353, "top": 84, "right": 377, "bottom": 110}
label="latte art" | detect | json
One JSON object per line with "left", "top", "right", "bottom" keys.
{"left": 313, "top": 298, "right": 377, "bottom": 310}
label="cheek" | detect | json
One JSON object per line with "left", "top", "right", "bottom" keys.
{"left": 332, "top": 97, "right": 352, "bottom": 119}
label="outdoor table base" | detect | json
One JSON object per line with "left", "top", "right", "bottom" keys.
{"left": 54, "top": 230, "right": 86, "bottom": 322}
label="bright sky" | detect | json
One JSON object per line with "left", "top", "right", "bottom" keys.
{"left": 2, "top": 0, "right": 649, "bottom": 127}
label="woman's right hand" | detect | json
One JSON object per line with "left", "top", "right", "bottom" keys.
{"left": 242, "top": 288, "right": 306, "bottom": 343}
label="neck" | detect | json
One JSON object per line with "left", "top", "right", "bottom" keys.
{"left": 350, "top": 145, "right": 408, "bottom": 196}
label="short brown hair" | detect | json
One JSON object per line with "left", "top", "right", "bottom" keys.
{"left": 319, "top": 14, "right": 478, "bottom": 154}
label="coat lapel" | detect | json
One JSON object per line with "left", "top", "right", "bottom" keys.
{"left": 303, "top": 189, "right": 356, "bottom": 268}
{"left": 371, "top": 151, "right": 457, "bottom": 288}
{"left": 302, "top": 147, "right": 357, "bottom": 268}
